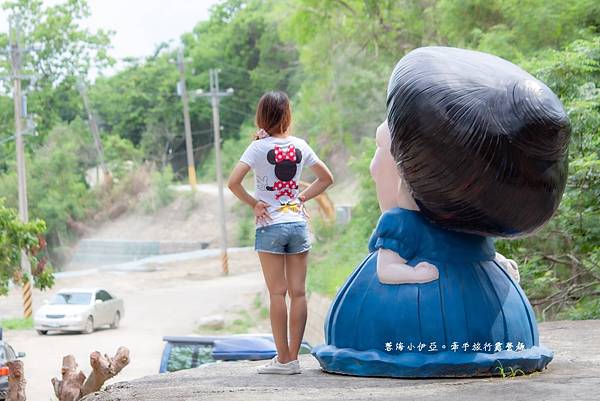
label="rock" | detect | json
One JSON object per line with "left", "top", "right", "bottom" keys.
{"left": 81, "top": 320, "right": 600, "bottom": 401}
{"left": 197, "top": 315, "right": 225, "bottom": 330}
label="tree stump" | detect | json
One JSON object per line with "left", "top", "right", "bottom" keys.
{"left": 52, "top": 355, "right": 86, "bottom": 401}
{"left": 81, "top": 347, "right": 130, "bottom": 396}
{"left": 52, "top": 347, "right": 130, "bottom": 401}
{"left": 7, "top": 359, "right": 26, "bottom": 401}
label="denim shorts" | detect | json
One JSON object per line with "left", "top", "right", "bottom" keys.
{"left": 255, "top": 221, "right": 311, "bottom": 254}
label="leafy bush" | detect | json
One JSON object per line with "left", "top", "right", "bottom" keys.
{"left": 200, "top": 128, "right": 255, "bottom": 182}
{"left": 496, "top": 37, "right": 600, "bottom": 320}
{"left": 0, "top": 122, "right": 93, "bottom": 247}
{"left": 0, "top": 199, "right": 54, "bottom": 296}
{"left": 307, "top": 138, "right": 378, "bottom": 295}
{"left": 141, "top": 165, "right": 175, "bottom": 213}
{"left": 103, "top": 134, "right": 142, "bottom": 179}
{"left": 299, "top": 4, "right": 600, "bottom": 321}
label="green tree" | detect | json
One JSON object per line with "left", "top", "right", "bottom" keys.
{"left": 0, "top": 120, "right": 94, "bottom": 247}
{"left": 90, "top": 0, "right": 300, "bottom": 178}
{"left": 284, "top": 0, "right": 599, "bottom": 320}
{"left": 496, "top": 37, "right": 600, "bottom": 319}
{"left": 0, "top": 0, "right": 113, "bottom": 138}
{"left": 90, "top": 53, "right": 180, "bottom": 147}
{"left": 0, "top": 198, "right": 53, "bottom": 296}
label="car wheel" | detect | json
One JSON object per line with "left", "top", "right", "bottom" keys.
{"left": 82, "top": 316, "right": 94, "bottom": 334}
{"left": 36, "top": 330, "right": 48, "bottom": 335}
{"left": 110, "top": 312, "right": 120, "bottom": 329}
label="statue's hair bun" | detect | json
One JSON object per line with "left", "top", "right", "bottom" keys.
{"left": 387, "top": 46, "right": 570, "bottom": 237}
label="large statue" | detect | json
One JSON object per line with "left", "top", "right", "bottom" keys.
{"left": 313, "top": 47, "right": 571, "bottom": 377}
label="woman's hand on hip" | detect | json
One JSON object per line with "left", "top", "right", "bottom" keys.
{"left": 254, "top": 201, "right": 272, "bottom": 224}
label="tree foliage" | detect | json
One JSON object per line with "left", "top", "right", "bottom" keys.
{"left": 287, "top": 0, "right": 599, "bottom": 318}
{"left": 0, "top": 0, "right": 597, "bottom": 318}
{"left": 0, "top": 0, "right": 113, "bottom": 137}
{"left": 89, "top": 0, "right": 298, "bottom": 176}
{"left": 496, "top": 37, "right": 600, "bottom": 319}
{"left": 0, "top": 198, "right": 53, "bottom": 295}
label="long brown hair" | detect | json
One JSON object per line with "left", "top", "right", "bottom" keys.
{"left": 255, "top": 91, "right": 292, "bottom": 138}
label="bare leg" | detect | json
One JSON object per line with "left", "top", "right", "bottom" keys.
{"left": 285, "top": 251, "right": 308, "bottom": 361}
{"left": 258, "top": 252, "right": 291, "bottom": 363}
{"left": 377, "top": 249, "right": 439, "bottom": 284}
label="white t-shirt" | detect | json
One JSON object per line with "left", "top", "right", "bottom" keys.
{"left": 240, "top": 136, "right": 320, "bottom": 227}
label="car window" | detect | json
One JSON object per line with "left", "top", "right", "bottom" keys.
{"left": 51, "top": 292, "right": 92, "bottom": 305}
{"left": 166, "top": 343, "right": 214, "bottom": 373}
{"left": 98, "top": 290, "right": 112, "bottom": 301}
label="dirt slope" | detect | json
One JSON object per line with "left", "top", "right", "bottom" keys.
{"left": 89, "top": 184, "right": 239, "bottom": 245}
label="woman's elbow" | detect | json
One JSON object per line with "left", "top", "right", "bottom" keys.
{"left": 326, "top": 171, "right": 335, "bottom": 186}
{"left": 227, "top": 177, "right": 237, "bottom": 191}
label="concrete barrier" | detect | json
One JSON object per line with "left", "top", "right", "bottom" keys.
{"left": 69, "top": 239, "right": 210, "bottom": 267}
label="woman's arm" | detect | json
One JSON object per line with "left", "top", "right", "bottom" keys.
{"left": 227, "top": 162, "right": 271, "bottom": 223}
{"left": 298, "top": 160, "right": 334, "bottom": 202}
{"left": 228, "top": 162, "right": 256, "bottom": 207}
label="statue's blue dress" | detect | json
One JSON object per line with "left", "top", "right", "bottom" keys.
{"left": 313, "top": 208, "right": 552, "bottom": 377}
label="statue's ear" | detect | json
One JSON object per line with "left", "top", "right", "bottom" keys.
{"left": 295, "top": 149, "right": 302, "bottom": 164}
{"left": 267, "top": 150, "right": 276, "bottom": 165}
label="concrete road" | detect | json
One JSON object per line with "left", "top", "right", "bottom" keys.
{"left": 2, "top": 250, "right": 264, "bottom": 401}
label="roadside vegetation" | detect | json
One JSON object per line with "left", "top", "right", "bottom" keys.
{"left": 195, "top": 293, "right": 269, "bottom": 335}
{"left": 0, "top": 317, "right": 33, "bottom": 330}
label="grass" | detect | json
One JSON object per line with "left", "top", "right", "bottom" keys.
{"left": 140, "top": 166, "right": 175, "bottom": 213}
{"left": 1, "top": 317, "right": 33, "bottom": 330}
{"left": 219, "top": 310, "right": 255, "bottom": 334}
{"left": 196, "top": 292, "right": 271, "bottom": 335}
{"left": 183, "top": 190, "right": 200, "bottom": 218}
{"left": 233, "top": 201, "right": 255, "bottom": 247}
{"left": 494, "top": 361, "right": 526, "bottom": 378}
{"left": 307, "top": 214, "right": 374, "bottom": 296}
{"left": 195, "top": 310, "right": 256, "bottom": 335}
{"left": 253, "top": 293, "right": 269, "bottom": 319}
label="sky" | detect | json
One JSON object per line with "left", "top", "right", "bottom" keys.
{"left": 0, "top": 0, "right": 221, "bottom": 73}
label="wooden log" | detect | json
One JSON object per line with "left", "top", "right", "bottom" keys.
{"left": 80, "top": 347, "right": 130, "bottom": 396}
{"left": 51, "top": 355, "right": 86, "bottom": 401}
{"left": 6, "top": 360, "right": 26, "bottom": 401}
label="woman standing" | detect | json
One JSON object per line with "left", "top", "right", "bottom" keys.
{"left": 228, "top": 91, "right": 334, "bottom": 374}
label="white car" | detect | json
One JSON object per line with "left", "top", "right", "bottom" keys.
{"left": 34, "top": 288, "right": 124, "bottom": 335}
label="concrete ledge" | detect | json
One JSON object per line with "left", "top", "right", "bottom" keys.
{"left": 82, "top": 320, "right": 600, "bottom": 401}
{"left": 70, "top": 239, "right": 210, "bottom": 266}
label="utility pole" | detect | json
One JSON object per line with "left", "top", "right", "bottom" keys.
{"left": 176, "top": 47, "right": 197, "bottom": 191}
{"left": 197, "top": 69, "right": 233, "bottom": 275}
{"left": 77, "top": 78, "right": 109, "bottom": 185}
{"left": 9, "top": 18, "right": 33, "bottom": 318}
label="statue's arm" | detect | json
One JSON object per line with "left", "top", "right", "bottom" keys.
{"left": 377, "top": 248, "right": 439, "bottom": 284}
{"left": 495, "top": 252, "right": 520, "bottom": 283}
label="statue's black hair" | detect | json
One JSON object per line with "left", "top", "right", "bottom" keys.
{"left": 387, "top": 47, "right": 570, "bottom": 237}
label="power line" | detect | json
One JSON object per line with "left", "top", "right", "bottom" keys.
{"left": 144, "top": 141, "right": 215, "bottom": 163}
{"left": 218, "top": 104, "right": 254, "bottom": 119}
{"left": 213, "top": 60, "right": 302, "bottom": 78}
